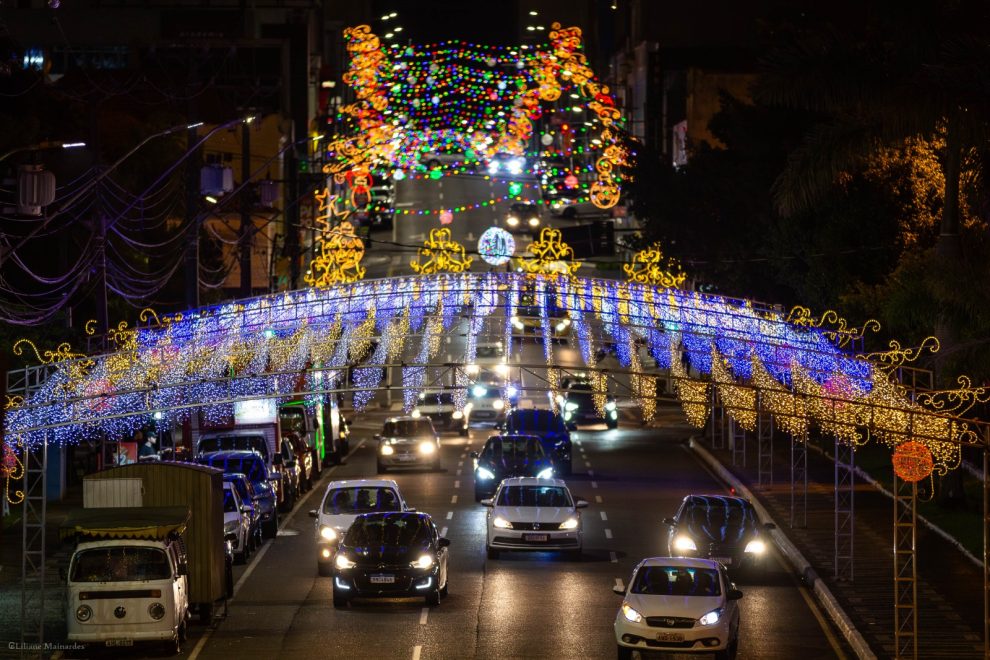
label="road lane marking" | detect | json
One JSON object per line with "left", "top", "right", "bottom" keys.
{"left": 188, "top": 440, "right": 366, "bottom": 660}
{"left": 591, "top": 481, "right": 598, "bottom": 489}
{"left": 587, "top": 469, "right": 594, "bottom": 477}
{"left": 451, "top": 495, "right": 458, "bottom": 504}
{"left": 457, "top": 460, "right": 463, "bottom": 467}
{"left": 610, "top": 551, "right": 618, "bottom": 563}
{"left": 420, "top": 608, "right": 429, "bottom": 625}
{"left": 605, "top": 528, "right": 613, "bottom": 539}
{"left": 600, "top": 511, "right": 608, "bottom": 521}
{"left": 441, "top": 526, "right": 448, "bottom": 536}
{"left": 595, "top": 495, "right": 603, "bottom": 503}
{"left": 584, "top": 461, "right": 592, "bottom": 468}
{"left": 454, "top": 480, "right": 460, "bottom": 488}
{"left": 614, "top": 577, "right": 624, "bottom": 591}
{"left": 412, "top": 645, "right": 422, "bottom": 660}
{"left": 456, "top": 469, "right": 462, "bottom": 476}
{"left": 446, "top": 511, "right": 454, "bottom": 520}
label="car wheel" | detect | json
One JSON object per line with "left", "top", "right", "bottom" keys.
{"left": 486, "top": 546, "right": 499, "bottom": 560}
{"left": 566, "top": 423, "right": 577, "bottom": 431}
{"left": 558, "top": 462, "right": 572, "bottom": 476}
{"left": 607, "top": 420, "right": 618, "bottom": 430}
{"left": 440, "top": 580, "right": 448, "bottom": 598}
{"left": 616, "top": 644, "right": 633, "bottom": 660}
{"left": 264, "top": 513, "right": 278, "bottom": 539}
{"left": 425, "top": 586, "right": 441, "bottom": 607}
{"left": 199, "top": 602, "right": 214, "bottom": 623}
{"left": 235, "top": 549, "right": 246, "bottom": 565}
{"left": 715, "top": 637, "right": 739, "bottom": 660}
{"left": 317, "top": 562, "right": 333, "bottom": 577}
{"left": 377, "top": 461, "right": 388, "bottom": 474}
{"left": 332, "top": 588, "right": 349, "bottom": 609}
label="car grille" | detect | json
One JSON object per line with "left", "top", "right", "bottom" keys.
{"left": 645, "top": 616, "right": 696, "bottom": 629}
{"left": 708, "top": 543, "right": 740, "bottom": 556}
{"left": 492, "top": 535, "right": 578, "bottom": 546}
{"left": 511, "top": 522, "right": 562, "bottom": 531}
{"left": 354, "top": 569, "right": 414, "bottom": 592}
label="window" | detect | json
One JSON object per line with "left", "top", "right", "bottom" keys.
{"left": 382, "top": 419, "right": 435, "bottom": 437}
{"left": 505, "top": 411, "right": 567, "bottom": 434}
{"left": 483, "top": 436, "right": 545, "bottom": 459}
{"left": 497, "top": 485, "right": 571, "bottom": 507}
{"left": 344, "top": 514, "right": 431, "bottom": 547}
{"left": 70, "top": 547, "right": 172, "bottom": 583}
{"left": 279, "top": 407, "right": 306, "bottom": 433}
{"left": 199, "top": 435, "right": 269, "bottom": 462}
{"left": 322, "top": 487, "right": 401, "bottom": 515}
{"left": 223, "top": 489, "right": 238, "bottom": 513}
{"left": 629, "top": 566, "right": 721, "bottom": 597}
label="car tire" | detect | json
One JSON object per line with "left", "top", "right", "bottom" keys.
{"left": 558, "top": 462, "right": 572, "bottom": 477}
{"left": 377, "top": 461, "right": 388, "bottom": 474}
{"left": 440, "top": 580, "right": 448, "bottom": 598}
{"left": 425, "top": 587, "right": 441, "bottom": 607}
{"left": 486, "top": 546, "right": 499, "bottom": 560}
{"left": 163, "top": 634, "right": 181, "bottom": 656}
{"left": 235, "top": 549, "right": 246, "bottom": 565}
{"left": 263, "top": 513, "right": 279, "bottom": 539}
{"left": 317, "top": 562, "right": 333, "bottom": 577}
{"left": 616, "top": 645, "right": 633, "bottom": 660}
{"left": 332, "top": 588, "right": 349, "bottom": 609}
{"left": 566, "top": 423, "right": 577, "bottom": 431}
{"left": 199, "top": 602, "right": 214, "bottom": 623}
{"left": 607, "top": 420, "right": 618, "bottom": 430}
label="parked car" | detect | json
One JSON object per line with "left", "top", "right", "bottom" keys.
{"left": 283, "top": 433, "right": 314, "bottom": 492}
{"left": 558, "top": 382, "right": 619, "bottom": 430}
{"left": 309, "top": 479, "right": 412, "bottom": 577}
{"left": 505, "top": 202, "right": 540, "bottom": 231}
{"left": 273, "top": 440, "right": 302, "bottom": 510}
{"left": 331, "top": 512, "right": 450, "bottom": 608}
{"left": 198, "top": 451, "right": 280, "bottom": 538}
{"left": 222, "top": 473, "right": 263, "bottom": 551}
{"left": 481, "top": 477, "right": 587, "bottom": 559}
{"left": 413, "top": 389, "right": 469, "bottom": 435}
{"left": 664, "top": 495, "right": 775, "bottom": 572}
{"left": 502, "top": 409, "right": 573, "bottom": 475}
{"left": 376, "top": 416, "right": 442, "bottom": 473}
{"left": 471, "top": 434, "right": 555, "bottom": 501}
{"left": 222, "top": 481, "right": 252, "bottom": 564}
{"left": 613, "top": 557, "right": 743, "bottom": 659}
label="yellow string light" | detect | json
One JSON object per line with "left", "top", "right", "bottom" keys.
{"left": 624, "top": 243, "right": 686, "bottom": 289}
{"left": 410, "top": 228, "right": 473, "bottom": 274}
{"left": 517, "top": 227, "right": 581, "bottom": 277}
{"left": 711, "top": 348, "right": 757, "bottom": 431}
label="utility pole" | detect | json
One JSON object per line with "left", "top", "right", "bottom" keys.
{"left": 239, "top": 119, "right": 253, "bottom": 299}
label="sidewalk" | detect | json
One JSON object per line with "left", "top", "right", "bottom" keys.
{"left": 686, "top": 411, "right": 985, "bottom": 659}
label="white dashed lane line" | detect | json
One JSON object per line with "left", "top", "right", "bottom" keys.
{"left": 591, "top": 481, "right": 598, "bottom": 489}
{"left": 451, "top": 495, "right": 458, "bottom": 504}
{"left": 446, "top": 511, "right": 454, "bottom": 520}
{"left": 610, "top": 551, "right": 618, "bottom": 563}
{"left": 454, "top": 480, "right": 460, "bottom": 488}
{"left": 419, "top": 608, "right": 429, "bottom": 625}
{"left": 600, "top": 511, "right": 608, "bottom": 521}
{"left": 595, "top": 495, "right": 603, "bottom": 503}
{"left": 605, "top": 529, "right": 613, "bottom": 539}
{"left": 412, "top": 644, "right": 422, "bottom": 660}
{"left": 441, "top": 526, "right": 448, "bottom": 536}
{"left": 614, "top": 577, "right": 625, "bottom": 591}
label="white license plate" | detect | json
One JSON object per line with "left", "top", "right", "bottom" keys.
{"left": 396, "top": 454, "right": 417, "bottom": 461}
{"left": 524, "top": 534, "right": 549, "bottom": 542}
{"left": 656, "top": 632, "right": 684, "bottom": 643}
{"left": 714, "top": 556, "right": 733, "bottom": 565}
{"left": 105, "top": 639, "right": 134, "bottom": 647}
{"left": 369, "top": 574, "right": 395, "bottom": 584}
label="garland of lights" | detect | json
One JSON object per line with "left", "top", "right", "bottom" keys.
{"left": 624, "top": 243, "right": 686, "bottom": 288}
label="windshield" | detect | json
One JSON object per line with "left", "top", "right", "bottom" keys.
{"left": 70, "top": 547, "right": 171, "bottom": 582}
{"left": 279, "top": 407, "right": 306, "bottom": 433}
{"left": 323, "top": 487, "right": 402, "bottom": 515}
{"left": 682, "top": 501, "right": 758, "bottom": 531}
{"left": 497, "top": 485, "right": 571, "bottom": 507}
{"left": 420, "top": 392, "right": 455, "bottom": 405}
{"left": 505, "top": 411, "right": 567, "bottom": 434}
{"left": 223, "top": 489, "right": 238, "bottom": 513}
{"left": 199, "top": 435, "right": 269, "bottom": 461}
{"left": 344, "top": 514, "right": 431, "bottom": 547}
{"left": 630, "top": 566, "right": 722, "bottom": 597}
{"left": 482, "top": 436, "right": 545, "bottom": 460}
{"left": 476, "top": 345, "right": 503, "bottom": 359}
{"left": 382, "top": 419, "right": 435, "bottom": 437}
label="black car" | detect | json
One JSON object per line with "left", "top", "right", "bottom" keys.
{"left": 332, "top": 512, "right": 450, "bottom": 608}
{"left": 664, "top": 495, "right": 776, "bottom": 571}
{"left": 560, "top": 383, "right": 619, "bottom": 430}
{"left": 471, "top": 434, "right": 556, "bottom": 501}
{"left": 198, "top": 450, "right": 280, "bottom": 538}
{"left": 502, "top": 409, "right": 573, "bottom": 475}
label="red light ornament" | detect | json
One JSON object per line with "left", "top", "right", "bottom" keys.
{"left": 892, "top": 441, "right": 934, "bottom": 483}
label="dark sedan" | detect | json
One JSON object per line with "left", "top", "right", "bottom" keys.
{"left": 560, "top": 383, "right": 618, "bottom": 430}
{"left": 502, "top": 409, "right": 572, "bottom": 475}
{"left": 331, "top": 512, "right": 450, "bottom": 608}
{"left": 470, "top": 434, "right": 556, "bottom": 501}
{"left": 664, "top": 494, "right": 775, "bottom": 571}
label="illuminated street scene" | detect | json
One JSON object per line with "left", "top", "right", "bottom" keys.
{"left": 1, "top": 2, "right": 990, "bottom": 660}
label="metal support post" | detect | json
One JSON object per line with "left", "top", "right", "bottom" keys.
{"left": 983, "top": 440, "right": 989, "bottom": 659}
{"left": 20, "top": 433, "right": 47, "bottom": 649}
{"left": 893, "top": 470, "right": 918, "bottom": 659}
{"left": 834, "top": 437, "right": 855, "bottom": 582}
{"left": 790, "top": 433, "right": 807, "bottom": 528}
{"left": 730, "top": 417, "right": 746, "bottom": 467}
{"left": 757, "top": 406, "right": 773, "bottom": 487}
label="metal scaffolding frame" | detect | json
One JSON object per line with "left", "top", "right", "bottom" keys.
{"left": 834, "top": 437, "right": 856, "bottom": 582}
{"left": 757, "top": 406, "right": 774, "bottom": 487}
{"left": 20, "top": 437, "right": 47, "bottom": 651}
{"left": 893, "top": 471, "right": 918, "bottom": 659}
{"left": 709, "top": 389, "right": 725, "bottom": 450}
{"left": 730, "top": 417, "right": 746, "bottom": 467}
{"left": 790, "top": 433, "right": 808, "bottom": 528}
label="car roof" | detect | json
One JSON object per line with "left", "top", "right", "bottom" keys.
{"left": 199, "top": 450, "right": 263, "bottom": 460}
{"left": 325, "top": 479, "right": 399, "bottom": 491}
{"left": 353, "top": 511, "right": 432, "bottom": 522}
{"left": 639, "top": 556, "right": 722, "bottom": 570}
{"left": 498, "top": 476, "right": 568, "bottom": 488}
{"left": 221, "top": 472, "right": 249, "bottom": 481}
{"left": 683, "top": 494, "right": 752, "bottom": 508}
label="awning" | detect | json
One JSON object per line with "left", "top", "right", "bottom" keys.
{"left": 60, "top": 506, "right": 190, "bottom": 542}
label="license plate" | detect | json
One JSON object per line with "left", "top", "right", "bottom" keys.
{"left": 714, "top": 556, "right": 733, "bottom": 565}
{"left": 524, "top": 534, "right": 549, "bottom": 542}
{"left": 105, "top": 639, "right": 134, "bottom": 647}
{"left": 396, "top": 454, "right": 416, "bottom": 461}
{"left": 656, "top": 632, "right": 684, "bottom": 643}
{"left": 369, "top": 574, "right": 395, "bottom": 584}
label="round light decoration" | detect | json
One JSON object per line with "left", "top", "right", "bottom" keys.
{"left": 439, "top": 209, "right": 453, "bottom": 225}
{"left": 478, "top": 227, "right": 516, "bottom": 266}
{"left": 540, "top": 133, "right": 554, "bottom": 146}
{"left": 564, "top": 174, "right": 579, "bottom": 189}
{"left": 892, "top": 440, "right": 934, "bottom": 483}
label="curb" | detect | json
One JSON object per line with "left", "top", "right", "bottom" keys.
{"left": 688, "top": 437, "right": 877, "bottom": 660}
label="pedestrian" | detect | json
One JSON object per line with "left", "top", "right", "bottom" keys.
{"left": 138, "top": 431, "right": 158, "bottom": 459}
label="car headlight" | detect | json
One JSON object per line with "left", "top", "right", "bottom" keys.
{"left": 335, "top": 554, "right": 356, "bottom": 570}
{"left": 477, "top": 466, "right": 495, "bottom": 480}
{"left": 380, "top": 444, "right": 394, "bottom": 456}
{"left": 565, "top": 401, "right": 579, "bottom": 411}
{"left": 492, "top": 399, "right": 505, "bottom": 410}
{"left": 528, "top": 217, "right": 540, "bottom": 227}
{"left": 560, "top": 517, "right": 579, "bottom": 530}
{"left": 563, "top": 411, "right": 572, "bottom": 421}
{"left": 412, "top": 554, "right": 434, "bottom": 569}
{"left": 699, "top": 608, "right": 722, "bottom": 626}
{"left": 472, "top": 384, "right": 488, "bottom": 397}
{"left": 609, "top": 411, "right": 618, "bottom": 420}
{"left": 536, "top": 467, "right": 554, "bottom": 479}
{"left": 555, "top": 321, "right": 567, "bottom": 331}
{"left": 76, "top": 605, "right": 92, "bottom": 622}
{"left": 621, "top": 602, "right": 643, "bottom": 623}
{"left": 320, "top": 526, "right": 337, "bottom": 542}
{"left": 744, "top": 539, "right": 766, "bottom": 554}
{"left": 492, "top": 516, "right": 513, "bottom": 529}
{"left": 419, "top": 442, "right": 436, "bottom": 455}
{"left": 452, "top": 410, "right": 464, "bottom": 420}
{"left": 148, "top": 602, "right": 166, "bottom": 620}
{"left": 411, "top": 409, "right": 422, "bottom": 418}
{"left": 495, "top": 363, "right": 510, "bottom": 376}
{"left": 506, "top": 215, "right": 519, "bottom": 226}
{"left": 605, "top": 401, "right": 617, "bottom": 411}
{"left": 511, "top": 316, "right": 524, "bottom": 330}
{"left": 555, "top": 394, "right": 565, "bottom": 405}
{"left": 488, "top": 161, "right": 500, "bottom": 174}
{"left": 673, "top": 535, "right": 697, "bottom": 552}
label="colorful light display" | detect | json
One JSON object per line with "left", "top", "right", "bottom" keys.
{"left": 892, "top": 440, "right": 934, "bottom": 482}
{"left": 624, "top": 243, "right": 686, "bottom": 289}
{"left": 409, "top": 228, "right": 473, "bottom": 274}
{"left": 478, "top": 227, "right": 516, "bottom": 266}
{"left": 518, "top": 227, "right": 581, "bottom": 277}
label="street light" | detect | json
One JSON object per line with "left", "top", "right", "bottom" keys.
{"left": 0, "top": 140, "right": 86, "bottom": 166}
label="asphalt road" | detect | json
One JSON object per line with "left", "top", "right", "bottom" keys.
{"left": 148, "top": 409, "right": 851, "bottom": 660}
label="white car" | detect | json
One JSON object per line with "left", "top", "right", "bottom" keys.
{"left": 482, "top": 477, "right": 587, "bottom": 559}
{"left": 613, "top": 557, "right": 742, "bottom": 659}
{"left": 550, "top": 197, "right": 611, "bottom": 219}
{"left": 466, "top": 382, "right": 518, "bottom": 426}
{"left": 309, "top": 479, "right": 412, "bottom": 576}
{"left": 413, "top": 390, "right": 469, "bottom": 435}
{"left": 222, "top": 481, "right": 252, "bottom": 564}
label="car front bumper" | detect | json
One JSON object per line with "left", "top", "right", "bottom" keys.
{"left": 614, "top": 617, "right": 731, "bottom": 653}
{"left": 488, "top": 528, "right": 581, "bottom": 550}
{"left": 333, "top": 567, "right": 438, "bottom": 598}
{"left": 379, "top": 451, "right": 438, "bottom": 468}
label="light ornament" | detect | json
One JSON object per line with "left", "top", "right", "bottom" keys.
{"left": 305, "top": 220, "right": 367, "bottom": 288}
{"left": 669, "top": 333, "right": 710, "bottom": 428}
{"left": 862, "top": 336, "right": 941, "bottom": 374}
{"left": 915, "top": 376, "right": 990, "bottom": 417}
{"left": 711, "top": 348, "right": 757, "bottom": 432}
{"left": 518, "top": 227, "right": 581, "bottom": 277}
{"left": 892, "top": 440, "right": 935, "bottom": 483}
{"left": 410, "top": 228, "right": 473, "bottom": 274}
{"left": 624, "top": 244, "right": 686, "bottom": 289}
{"left": 478, "top": 227, "right": 515, "bottom": 266}
{"left": 786, "top": 306, "right": 882, "bottom": 349}
{"left": 791, "top": 363, "right": 867, "bottom": 446}
{"left": 750, "top": 354, "right": 809, "bottom": 438}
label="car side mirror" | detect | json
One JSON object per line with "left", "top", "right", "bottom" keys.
{"left": 612, "top": 585, "right": 625, "bottom": 595}
{"left": 480, "top": 498, "right": 494, "bottom": 507}
{"left": 224, "top": 532, "right": 237, "bottom": 543}
{"left": 308, "top": 509, "right": 319, "bottom": 518}
{"left": 177, "top": 563, "right": 189, "bottom": 576}
{"left": 662, "top": 517, "right": 676, "bottom": 526}
{"left": 438, "top": 538, "right": 451, "bottom": 548}
{"left": 574, "top": 500, "right": 589, "bottom": 509}
{"left": 469, "top": 451, "right": 479, "bottom": 459}
{"left": 764, "top": 522, "right": 776, "bottom": 530}
{"left": 728, "top": 588, "right": 744, "bottom": 600}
